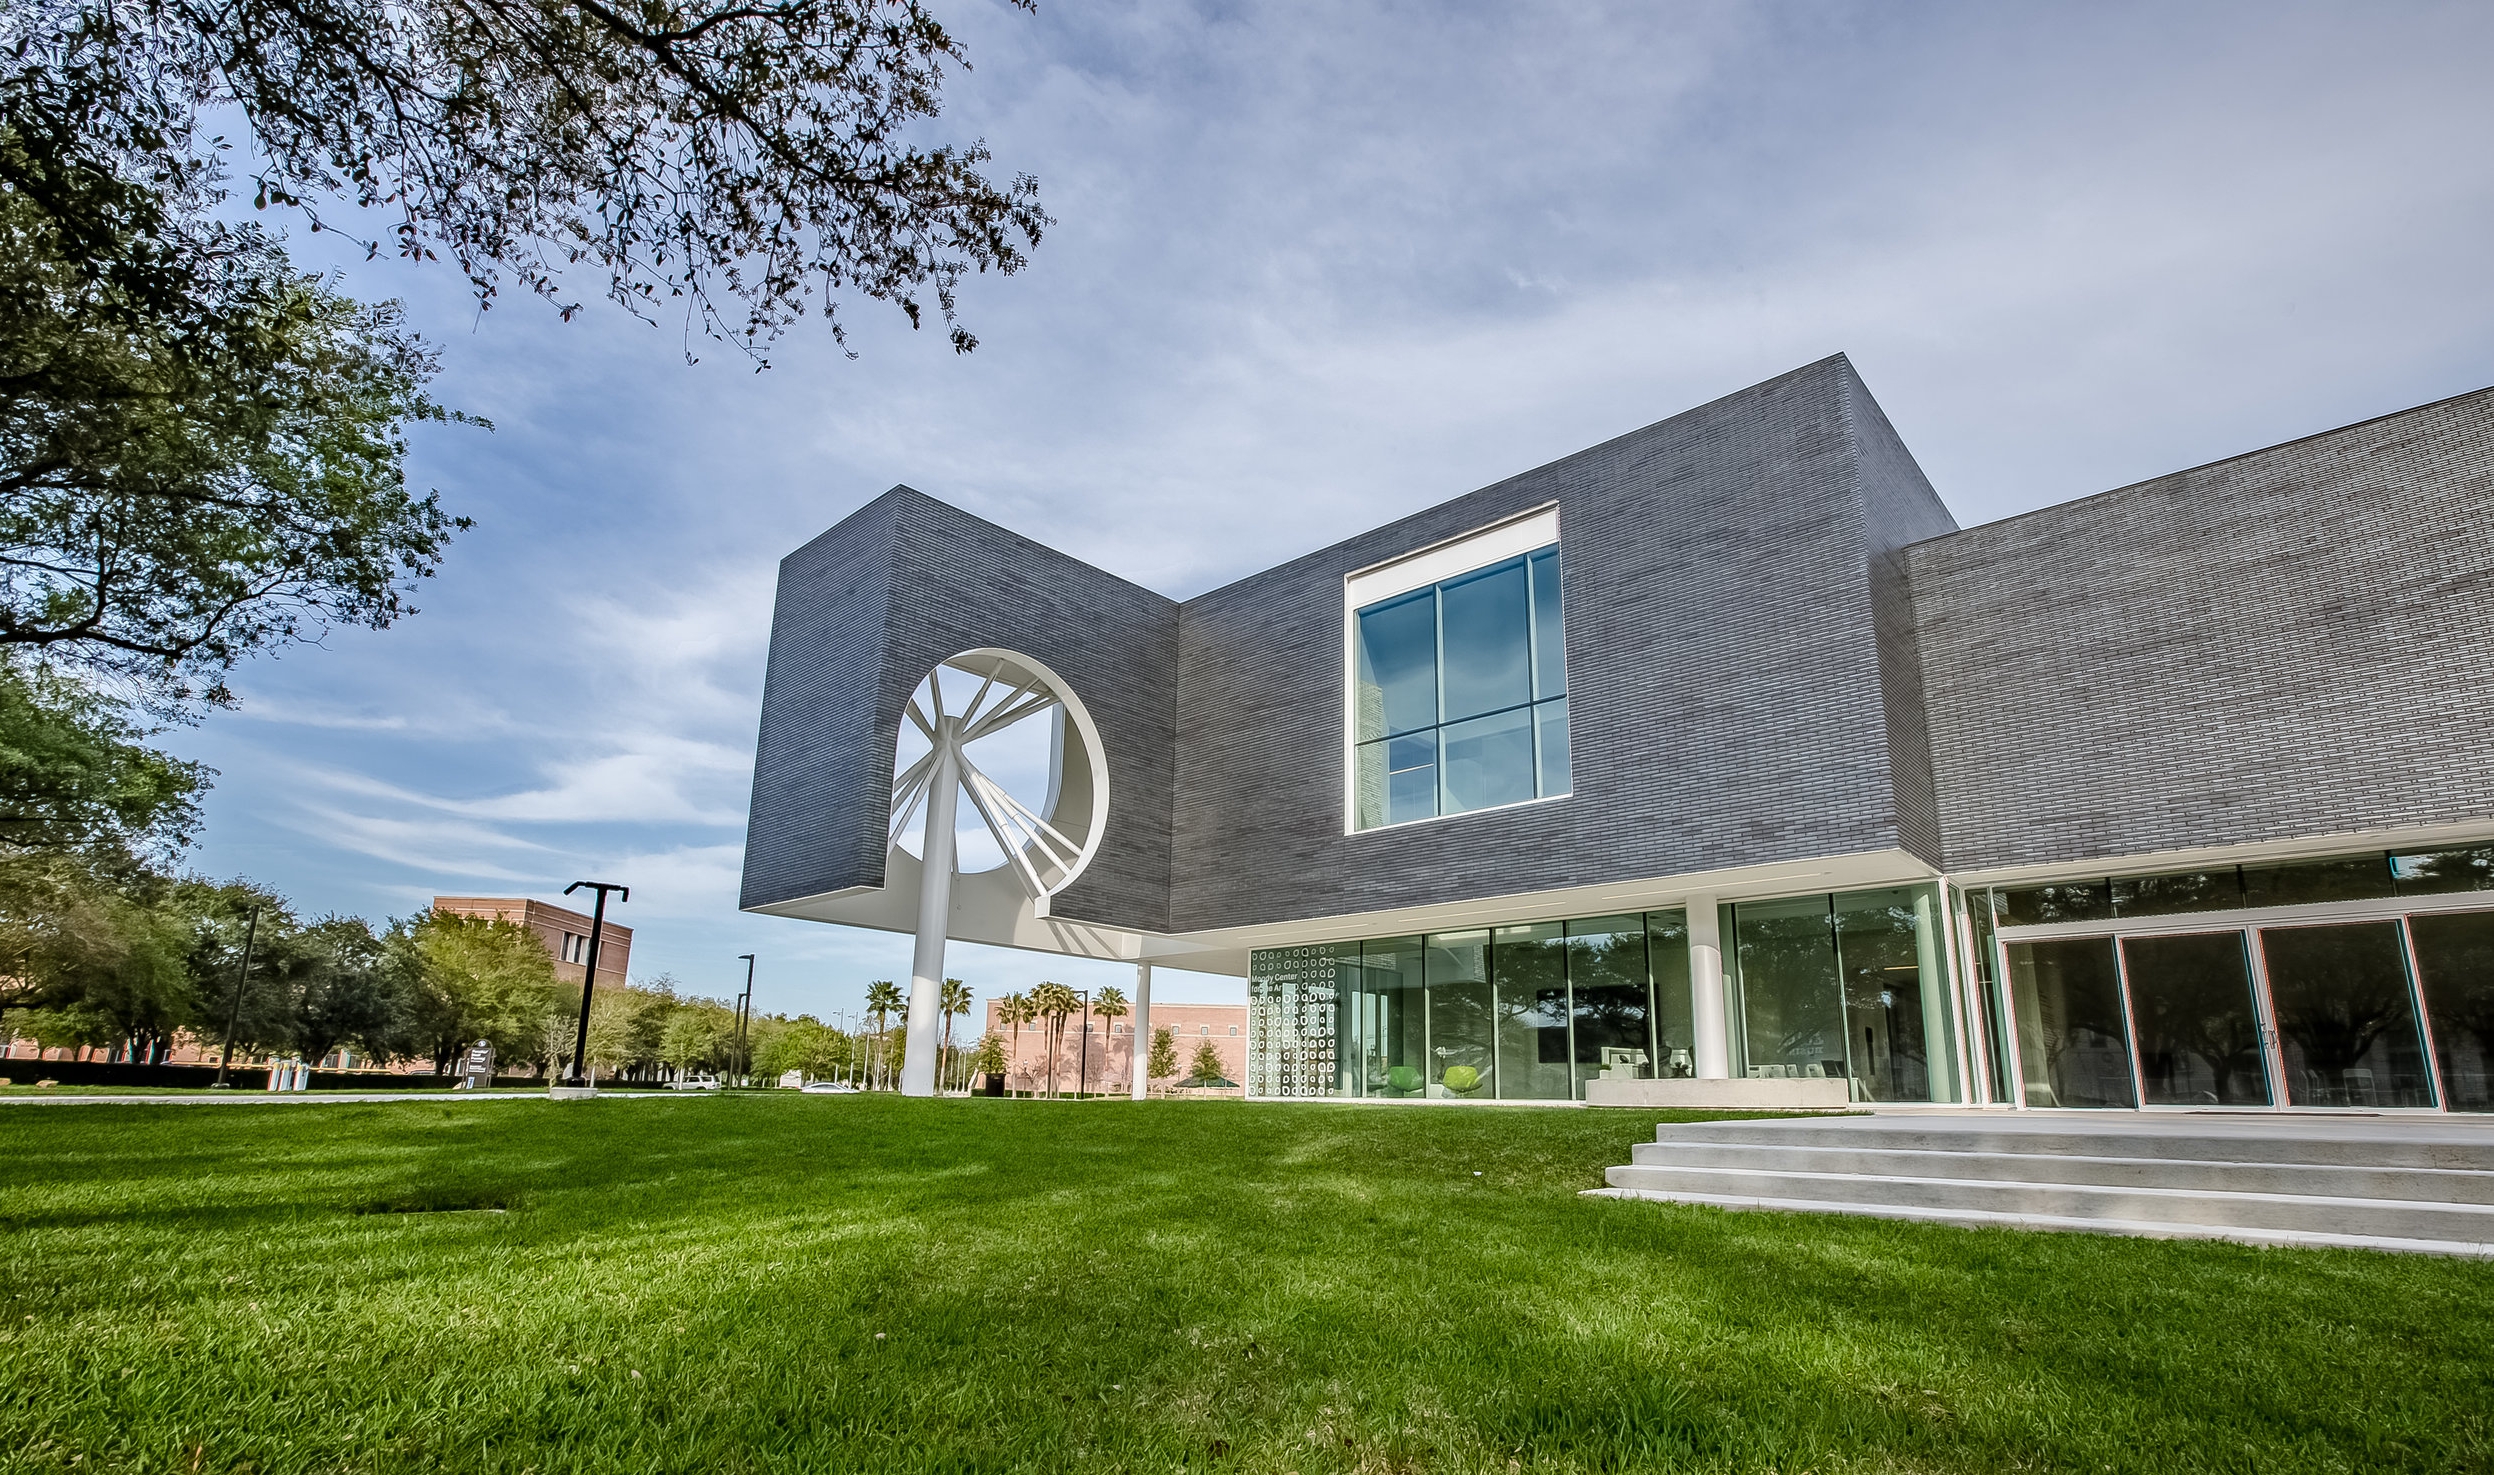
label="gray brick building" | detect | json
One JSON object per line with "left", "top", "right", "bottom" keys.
{"left": 745, "top": 359, "right": 2494, "bottom": 1114}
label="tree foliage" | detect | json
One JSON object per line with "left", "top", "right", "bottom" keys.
{"left": 1146, "top": 1023, "right": 1176, "bottom": 1085}
{"left": 8, "top": 0, "right": 1048, "bottom": 359}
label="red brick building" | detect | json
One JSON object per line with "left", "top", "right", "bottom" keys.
{"left": 981, "top": 998, "right": 1245, "bottom": 1095}
{"left": 433, "top": 896, "right": 633, "bottom": 990}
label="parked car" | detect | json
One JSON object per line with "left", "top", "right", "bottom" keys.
{"left": 800, "top": 1080, "right": 860, "bottom": 1094}
{"left": 669, "top": 1077, "right": 722, "bottom": 1091}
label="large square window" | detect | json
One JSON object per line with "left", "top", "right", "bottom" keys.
{"left": 1348, "top": 513, "right": 1569, "bottom": 830}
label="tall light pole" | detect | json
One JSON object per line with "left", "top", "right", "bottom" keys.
{"left": 735, "top": 954, "right": 755, "bottom": 1088}
{"left": 562, "top": 881, "right": 628, "bottom": 1088}
{"left": 209, "top": 908, "right": 260, "bottom": 1089}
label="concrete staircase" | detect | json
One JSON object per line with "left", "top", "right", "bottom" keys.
{"left": 1591, "top": 1111, "right": 2494, "bottom": 1256}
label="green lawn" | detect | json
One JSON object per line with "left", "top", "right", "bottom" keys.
{"left": 2, "top": 1098, "right": 2489, "bottom": 1474}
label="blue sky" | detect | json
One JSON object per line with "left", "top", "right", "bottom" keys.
{"left": 168, "top": 0, "right": 2494, "bottom": 1020}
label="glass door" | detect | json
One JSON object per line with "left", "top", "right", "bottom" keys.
{"left": 2256, "top": 921, "right": 2438, "bottom": 1108}
{"left": 2119, "top": 931, "right": 2275, "bottom": 1107}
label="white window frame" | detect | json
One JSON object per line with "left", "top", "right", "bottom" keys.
{"left": 1340, "top": 504, "right": 1566, "bottom": 834}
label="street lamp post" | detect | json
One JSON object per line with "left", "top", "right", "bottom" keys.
{"left": 561, "top": 881, "right": 628, "bottom": 1088}
{"left": 209, "top": 907, "right": 260, "bottom": 1089}
{"left": 735, "top": 954, "right": 755, "bottom": 1087}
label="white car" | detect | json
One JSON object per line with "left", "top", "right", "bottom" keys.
{"left": 800, "top": 1080, "right": 860, "bottom": 1094}
{"left": 668, "top": 1077, "right": 722, "bottom": 1091}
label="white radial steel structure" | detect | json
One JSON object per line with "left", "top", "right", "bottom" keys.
{"left": 894, "top": 649, "right": 1109, "bottom": 1097}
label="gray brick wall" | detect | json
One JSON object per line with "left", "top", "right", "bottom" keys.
{"left": 741, "top": 488, "right": 1180, "bottom": 934}
{"left": 1169, "top": 355, "right": 1956, "bottom": 933}
{"left": 1908, "top": 385, "right": 2494, "bottom": 873}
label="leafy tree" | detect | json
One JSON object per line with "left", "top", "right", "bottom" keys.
{"left": 966, "top": 1030, "right": 1005, "bottom": 1087}
{"left": 2, "top": 82, "right": 472, "bottom": 710}
{"left": 8, "top": 0, "right": 1048, "bottom": 359}
{"left": 0, "top": 659, "right": 206, "bottom": 854}
{"left": 400, "top": 906, "right": 561, "bottom": 1071}
{"left": 1188, "top": 1037, "right": 1226, "bottom": 1086}
{"left": 1147, "top": 1025, "right": 1178, "bottom": 1089}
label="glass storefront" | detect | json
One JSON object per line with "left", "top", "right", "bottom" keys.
{"left": 1985, "top": 843, "right": 2494, "bottom": 1112}
{"left": 1248, "top": 885, "right": 1956, "bottom": 1103}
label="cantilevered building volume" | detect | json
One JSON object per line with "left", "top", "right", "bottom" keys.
{"left": 741, "top": 355, "right": 2494, "bottom": 1114}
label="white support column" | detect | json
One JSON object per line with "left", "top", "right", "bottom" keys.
{"left": 1130, "top": 962, "right": 1153, "bottom": 1101}
{"left": 901, "top": 736, "right": 959, "bottom": 1098}
{"left": 1687, "top": 895, "right": 1732, "bottom": 1080}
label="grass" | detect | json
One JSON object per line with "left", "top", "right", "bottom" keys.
{"left": 2, "top": 1097, "right": 2490, "bottom": 1474}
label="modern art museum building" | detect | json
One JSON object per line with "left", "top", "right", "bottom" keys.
{"left": 741, "top": 356, "right": 2494, "bottom": 1115}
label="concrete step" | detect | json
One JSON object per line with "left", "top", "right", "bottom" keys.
{"left": 1583, "top": 1186, "right": 2494, "bottom": 1258}
{"left": 1646, "top": 1118, "right": 2494, "bottom": 1172}
{"left": 1624, "top": 1141, "right": 2494, "bottom": 1203}
{"left": 1602, "top": 1162, "right": 2494, "bottom": 1242}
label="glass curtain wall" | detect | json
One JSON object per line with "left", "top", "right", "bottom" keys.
{"left": 2002, "top": 937, "right": 2136, "bottom": 1107}
{"left": 1248, "top": 891, "right": 1947, "bottom": 1102}
{"left": 1426, "top": 931, "right": 1494, "bottom": 1097}
{"left": 2120, "top": 932, "right": 2272, "bottom": 1106}
{"left": 2258, "top": 922, "right": 2435, "bottom": 1108}
{"left": 1493, "top": 922, "right": 1572, "bottom": 1100}
{"left": 1352, "top": 545, "right": 1569, "bottom": 829}
{"left": 2403, "top": 912, "right": 2494, "bottom": 1111}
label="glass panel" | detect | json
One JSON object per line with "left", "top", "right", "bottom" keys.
{"left": 1383, "top": 731, "right": 1437, "bottom": 825}
{"left": 2243, "top": 854, "right": 2395, "bottom": 907}
{"left": 1965, "top": 890, "right": 2015, "bottom": 1102}
{"left": 1647, "top": 910, "right": 1695, "bottom": 1078}
{"left": 1529, "top": 546, "right": 1565, "bottom": 700}
{"left": 2112, "top": 869, "right": 2244, "bottom": 918}
{"left": 1246, "top": 943, "right": 1352, "bottom": 1098}
{"left": 1354, "top": 589, "right": 1438, "bottom": 740}
{"left": 1353, "top": 937, "right": 1427, "bottom": 1098}
{"left": 2258, "top": 922, "right": 2435, "bottom": 1108}
{"left": 1424, "top": 931, "right": 1493, "bottom": 1098}
{"left": 1732, "top": 896, "right": 1848, "bottom": 1087}
{"left": 1567, "top": 915, "right": 1650, "bottom": 1098}
{"left": 2409, "top": 911, "right": 2494, "bottom": 1112}
{"left": 1534, "top": 696, "right": 1570, "bottom": 798}
{"left": 2392, "top": 847, "right": 2494, "bottom": 895}
{"left": 1440, "top": 706, "right": 1535, "bottom": 815}
{"left": 1492, "top": 922, "right": 1571, "bottom": 1100}
{"left": 1834, "top": 886, "right": 1933, "bottom": 1102}
{"left": 2004, "top": 937, "right": 2136, "bottom": 1107}
{"left": 1998, "top": 881, "right": 2111, "bottom": 927}
{"left": 1437, "top": 558, "right": 1532, "bottom": 722}
{"left": 2122, "top": 932, "right": 2271, "bottom": 1106}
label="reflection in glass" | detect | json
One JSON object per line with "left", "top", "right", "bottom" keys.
{"left": 1354, "top": 730, "right": 1439, "bottom": 829}
{"left": 1440, "top": 706, "right": 1535, "bottom": 815}
{"left": 2392, "top": 848, "right": 2494, "bottom": 895}
{"left": 1425, "top": 931, "right": 1493, "bottom": 1098}
{"left": 2243, "top": 856, "right": 2394, "bottom": 907}
{"left": 2409, "top": 911, "right": 2494, "bottom": 1112}
{"left": 1438, "top": 559, "right": 1533, "bottom": 722}
{"left": 2122, "top": 932, "right": 2271, "bottom": 1106}
{"left": 1354, "top": 936, "right": 1427, "bottom": 1097}
{"left": 1833, "top": 887, "right": 1933, "bottom": 1102}
{"left": 1648, "top": 910, "right": 1695, "bottom": 1079}
{"left": 2258, "top": 922, "right": 2435, "bottom": 1108}
{"left": 1998, "top": 882, "right": 2112, "bottom": 927}
{"left": 1492, "top": 922, "right": 1571, "bottom": 1100}
{"left": 1733, "top": 896, "right": 1848, "bottom": 1088}
{"left": 1534, "top": 696, "right": 1571, "bottom": 802}
{"left": 1529, "top": 547, "right": 1565, "bottom": 700}
{"left": 2112, "top": 870, "right": 2244, "bottom": 917}
{"left": 2005, "top": 938, "right": 2135, "bottom": 1107}
{"left": 1348, "top": 543, "right": 1570, "bottom": 831}
{"left": 1567, "top": 916, "right": 1650, "bottom": 1097}
{"left": 1354, "top": 590, "right": 1436, "bottom": 739}
{"left": 1965, "top": 889, "right": 2015, "bottom": 1102}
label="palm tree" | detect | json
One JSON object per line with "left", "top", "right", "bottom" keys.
{"left": 996, "top": 991, "right": 1037, "bottom": 1095}
{"left": 938, "top": 977, "right": 972, "bottom": 1093}
{"left": 863, "top": 979, "right": 903, "bottom": 1091}
{"left": 1091, "top": 984, "right": 1129, "bottom": 1094}
{"left": 1030, "top": 981, "right": 1081, "bottom": 1099}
